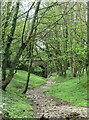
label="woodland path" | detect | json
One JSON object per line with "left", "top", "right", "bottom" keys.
{"left": 27, "top": 79, "right": 88, "bottom": 120}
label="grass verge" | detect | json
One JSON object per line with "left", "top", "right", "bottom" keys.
{"left": 3, "top": 70, "right": 46, "bottom": 118}
{"left": 45, "top": 73, "right": 88, "bottom": 107}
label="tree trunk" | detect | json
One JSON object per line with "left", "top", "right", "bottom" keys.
{"left": 22, "top": 61, "right": 32, "bottom": 94}
{"left": 73, "top": 67, "right": 77, "bottom": 77}
{"left": 2, "top": 1, "right": 41, "bottom": 90}
{"left": 63, "top": 14, "right": 68, "bottom": 78}
{"left": 55, "top": 61, "right": 60, "bottom": 75}
{"left": 22, "top": 43, "right": 33, "bottom": 94}
{"left": 2, "top": 2, "right": 12, "bottom": 46}
{"left": 2, "top": 2, "right": 19, "bottom": 81}
{"left": 87, "top": 1, "right": 89, "bottom": 81}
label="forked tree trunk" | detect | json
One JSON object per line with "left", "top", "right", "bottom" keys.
{"left": 2, "top": 1, "right": 41, "bottom": 90}
{"left": 2, "top": 43, "right": 26, "bottom": 90}
{"left": 2, "top": 2, "right": 19, "bottom": 81}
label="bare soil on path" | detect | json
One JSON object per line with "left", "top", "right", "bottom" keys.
{"left": 27, "top": 79, "right": 89, "bottom": 120}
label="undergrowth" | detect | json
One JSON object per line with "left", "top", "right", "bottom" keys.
{"left": 45, "top": 71, "right": 88, "bottom": 107}
{"left": 3, "top": 70, "right": 46, "bottom": 118}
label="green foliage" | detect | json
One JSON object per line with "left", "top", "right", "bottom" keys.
{"left": 3, "top": 70, "right": 46, "bottom": 118}
{"left": 12, "top": 70, "right": 46, "bottom": 89}
{"left": 2, "top": 2, "right": 89, "bottom": 117}
{"left": 30, "top": 73, "right": 46, "bottom": 88}
{"left": 34, "top": 66, "right": 43, "bottom": 72}
{"left": 3, "top": 90, "right": 33, "bottom": 118}
{"left": 45, "top": 72, "right": 88, "bottom": 107}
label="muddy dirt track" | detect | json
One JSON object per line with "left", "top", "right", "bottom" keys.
{"left": 27, "top": 79, "right": 89, "bottom": 120}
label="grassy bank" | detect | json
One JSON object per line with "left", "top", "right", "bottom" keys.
{"left": 3, "top": 70, "right": 46, "bottom": 118}
{"left": 45, "top": 73, "right": 88, "bottom": 107}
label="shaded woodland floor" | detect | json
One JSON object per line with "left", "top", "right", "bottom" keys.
{"left": 27, "top": 79, "right": 88, "bottom": 120}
